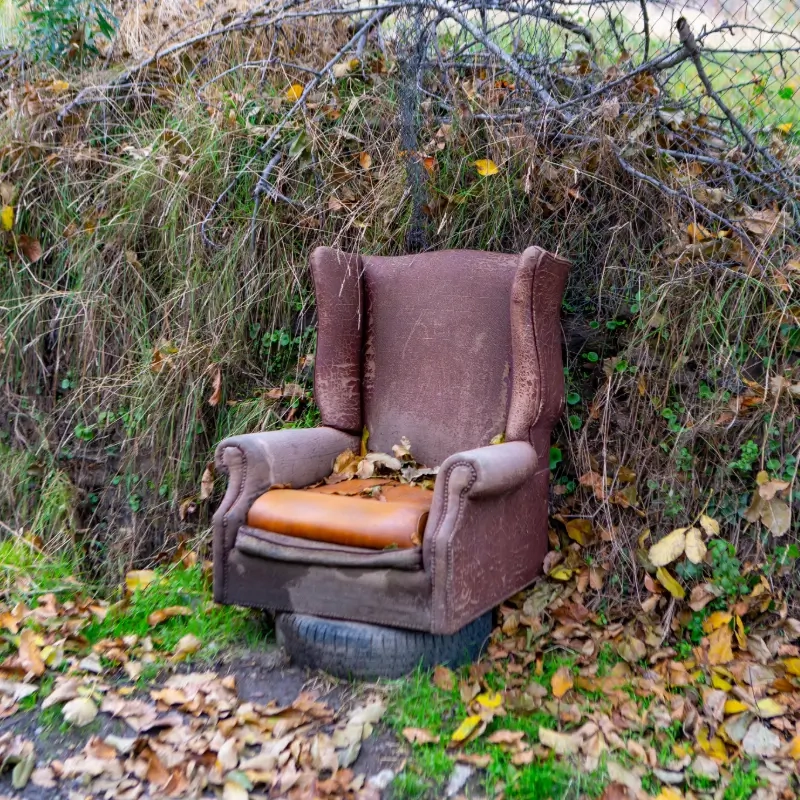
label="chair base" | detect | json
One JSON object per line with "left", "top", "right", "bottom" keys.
{"left": 275, "top": 611, "right": 493, "bottom": 680}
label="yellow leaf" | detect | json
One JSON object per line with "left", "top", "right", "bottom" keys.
{"left": 684, "top": 527, "right": 706, "bottom": 564}
{"left": 708, "top": 626, "right": 734, "bottom": 666}
{"left": 656, "top": 567, "right": 685, "bottom": 599}
{"left": 50, "top": 79, "right": 70, "bottom": 93}
{"left": 548, "top": 566, "right": 573, "bottom": 581}
{"left": 565, "top": 518, "right": 592, "bottom": 546}
{"left": 756, "top": 698, "right": 786, "bottom": 718}
{"left": 1, "top": 205, "right": 13, "bottom": 232}
{"left": 489, "top": 432, "right": 505, "bottom": 445}
{"left": 474, "top": 159, "right": 499, "bottom": 177}
{"left": 699, "top": 515, "right": 720, "bottom": 536}
{"left": 656, "top": 788, "right": 684, "bottom": 800}
{"left": 648, "top": 528, "right": 687, "bottom": 567}
{"left": 125, "top": 569, "right": 157, "bottom": 593}
{"left": 687, "top": 222, "right": 712, "bottom": 242}
{"left": 450, "top": 714, "right": 483, "bottom": 743}
{"left": 711, "top": 673, "right": 732, "bottom": 692}
{"left": 788, "top": 736, "right": 800, "bottom": 759}
{"left": 285, "top": 83, "right": 304, "bottom": 102}
{"left": 551, "top": 666, "right": 573, "bottom": 699}
{"left": 724, "top": 699, "right": 749, "bottom": 715}
{"left": 702, "top": 611, "right": 732, "bottom": 634}
{"left": 734, "top": 615, "right": 746, "bottom": 649}
{"left": 475, "top": 691, "right": 503, "bottom": 709}
{"left": 358, "top": 152, "right": 372, "bottom": 170}
{"left": 776, "top": 122, "right": 793, "bottom": 134}
{"left": 784, "top": 658, "right": 800, "bottom": 676}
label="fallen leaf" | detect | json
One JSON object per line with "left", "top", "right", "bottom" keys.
{"left": 474, "top": 159, "right": 499, "bottom": 176}
{"left": 699, "top": 515, "right": 720, "bottom": 536}
{"left": 19, "top": 630, "right": 45, "bottom": 677}
{"left": 41, "top": 678, "right": 80, "bottom": 708}
{"left": 285, "top": 83, "right": 304, "bottom": 101}
{"left": 359, "top": 152, "right": 372, "bottom": 170}
{"left": 450, "top": 715, "right": 484, "bottom": 744}
{"left": 433, "top": 665, "right": 455, "bottom": 691}
{"left": 208, "top": 367, "right": 222, "bottom": 406}
{"left": 538, "top": 726, "right": 581, "bottom": 754}
{"left": 761, "top": 497, "right": 791, "bottom": 536}
{"left": 63, "top": 697, "right": 98, "bottom": 727}
{"left": 147, "top": 606, "right": 193, "bottom": 627}
{"left": 742, "top": 721, "right": 781, "bottom": 757}
{"left": 125, "top": 569, "right": 157, "bottom": 592}
{"left": 755, "top": 698, "right": 786, "bottom": 719}
{"left": 551, "top": 666, "right": 574, "bottom": 699}
{"left": 403, "top": 727, "right": 440, "bottom": 744}
{"left": 649, "top": 528, "right": 687, "bottom": 566}
{"left": 684, "top": 527, "right": 707, "bottom": 564}
{"left": 565, "top": 518, "right": 593, "bottom": 546}
{"left": 656, "top": 567, "right": 685, "bottom": 599}
{"left": 200, "top": 464, "right": 214, "bottom": 501}
{"left": 172, "top": 634, "right": 202, "bottom": 660}
{"left": 708, "top": 626, "right": 734, "bottom": 666}
{"left": 1, "top": 205, "right": 13, "bottom": 231}
{"left": 18, "top": 235, "right": 42, "bottom": 262}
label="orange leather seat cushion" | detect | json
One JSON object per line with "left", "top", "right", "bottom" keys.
{"left": 246, "top": 479, "right": 433, "bottom": 550}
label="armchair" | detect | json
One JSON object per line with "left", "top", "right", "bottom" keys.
{"left": 213, "top": 246, "right": 570, "bottom": 636}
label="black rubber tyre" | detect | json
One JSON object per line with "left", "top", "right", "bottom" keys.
{"left": 275, "top": 612, "right": 493, "bottom": 680}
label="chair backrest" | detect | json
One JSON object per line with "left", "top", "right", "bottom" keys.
{"left": 311, "top": 247, "right": 569, "bottom": 467}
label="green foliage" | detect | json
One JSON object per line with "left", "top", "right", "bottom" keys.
{"left": 729, "top": 440, "right": 759, "bottom": 472}
{"left": 708, "top": 539, "right": 748, "bottom": 598}
{"left": 20, "top": 0, "right": 115, "bottom": 64}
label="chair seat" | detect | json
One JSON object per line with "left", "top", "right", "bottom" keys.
{"left": 246, "top": 479, "right": 433, "bottom": 550}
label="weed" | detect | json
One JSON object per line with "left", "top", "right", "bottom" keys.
{"left": 729, "top": 440, "right": 760, "bottom": 473}
{"left": 723, "top": 760, "right": 763, "bottom": 800}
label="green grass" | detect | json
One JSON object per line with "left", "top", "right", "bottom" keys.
{"left": 83, "top": 562, "right": 268, "bottom": 658}
{"left": 0, "top": 539, "right": 268, "bottom": 666}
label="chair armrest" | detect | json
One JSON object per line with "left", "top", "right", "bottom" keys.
{"left": 423, "top": 441, "right": 540, "bottom": 633}
{"left": 212, "top": 426, "right": 359, "bottom": 600}
{"left": 437, "top": 441, "right": 538, "bottom": 500}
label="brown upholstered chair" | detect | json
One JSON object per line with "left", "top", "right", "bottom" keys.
{"left": 213, "top": 246, "right": 570, "bottom": 635}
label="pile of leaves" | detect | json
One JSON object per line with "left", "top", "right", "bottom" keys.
{"left": 324, "top": 437, "right": 438, "bottom": 490}
{"left": 0, "top": 568, "right": 391, "bottom": 800}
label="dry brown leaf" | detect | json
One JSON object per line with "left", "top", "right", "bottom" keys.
{"left": 147, "top": 606, "right": 193, "bottom": 627}
{"left": 538, "top": 726, "right": 581, "bottom": 754}
{"left": 63, "top": 697, "right": 98, "bottom": 727}
{"left": 207, "top": 366, "right": 222, "bottom": 406}
{"left": 172, "top": 634, "right": 202, "bottom": 660}
{"left": 402, "top": 727, "right": 440, "bottom": 744}
{"left": 19, "top": 630, "right": 45, "bottom": 677}
{"left": 432, "top": 665, "right": 455, "bottom": 691}
{"left": 200, "top": 464, "right": 214, "bottom": 501}
{"left": 699, "top": 514, "right": 720, "bottom": 536}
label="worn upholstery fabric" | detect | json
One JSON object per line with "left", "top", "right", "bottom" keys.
{"left": 361, "top": 250, "right": 519, "bottom": 466}
{"left": 236, "top": 526, "right": 423, "bottom": 570}
{"left": 310, "top": 248, "right": 363, "bottom": 432}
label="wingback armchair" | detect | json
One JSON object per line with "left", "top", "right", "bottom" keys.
{"left": 213, "top": 246, "right": 570, "bottom": 635}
